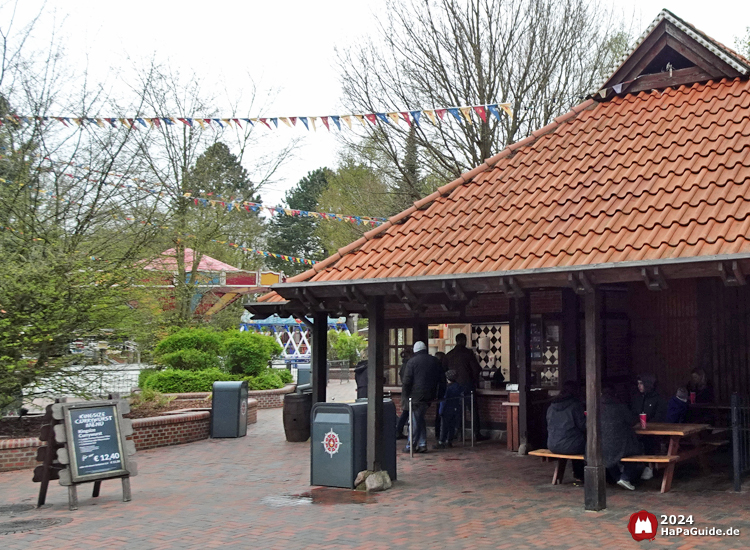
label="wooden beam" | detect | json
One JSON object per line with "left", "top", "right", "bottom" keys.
{"left": 641, "top": 267, "right": 668, "bottom": 291}
{"left": 500, "top": 276, "right": 525, "bottom": 298}
{"left": 367, "top": 296, "right": 385, "bottom": 472}
{"left": 311, "top": 312, "right": 328, "bottom": 404}
{"left": 514, "top": 295, "right": 530, "bottom": 454}
{"left": 442, "top": 280, "right": 467, "bottom": 302}
{"left": 584, "top": 288, "right": 606, "bottom": 511}
{"left": 568, "top": 272, "right": 593, "bottom": 295}
{"left": 719, "top": 261, "right": 747, "bottom": 287}
{"left": 345, "top": 284, "right": 367, "bottom": 305}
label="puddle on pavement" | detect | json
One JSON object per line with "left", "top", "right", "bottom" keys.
{"left": 262, "top": 487, "right": 376, "bottom": 507}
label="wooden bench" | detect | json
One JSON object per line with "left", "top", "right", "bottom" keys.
{"left": 528, "top": 449, "right": 678, "bottom": 485}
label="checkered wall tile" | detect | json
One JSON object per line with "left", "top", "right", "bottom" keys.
{"left": 472, "top": 324, "right": 508, "bottom": 381}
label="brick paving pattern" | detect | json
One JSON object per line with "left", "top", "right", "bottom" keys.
{"left": 1, "top": 381, "right": 748, "bottom": 549}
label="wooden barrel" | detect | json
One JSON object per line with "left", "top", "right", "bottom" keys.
{"left": 283, "top": 392, "right": 312, "bottom": 442}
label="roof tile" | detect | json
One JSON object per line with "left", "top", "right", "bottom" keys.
{"left": 280, "top": 78, "right": 750, "bottom": 284}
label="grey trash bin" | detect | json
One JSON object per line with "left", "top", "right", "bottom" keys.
{"left": 310, "top": 399, "right": 396, "bottom": 488}
{"left": 211, "top": 381, "right": 248, "bottom": 438}
{"left": 296, "top": 364, "right": 311, "bottom": 386}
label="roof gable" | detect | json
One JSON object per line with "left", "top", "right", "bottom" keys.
{"left": 597, "top": 10, "right": 750, "bottom": 99}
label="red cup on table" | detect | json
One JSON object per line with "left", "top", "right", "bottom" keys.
{"left": 690, "top": 392, "right": 696, "bottom": 404}
{"left": 639, "top": 413, "right": 647, "bottom": 429}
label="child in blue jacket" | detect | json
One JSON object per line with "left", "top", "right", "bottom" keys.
{"left": 437, "top": 370, "right": 464, "bottom": 448}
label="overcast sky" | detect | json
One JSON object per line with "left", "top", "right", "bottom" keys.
{"left": 9, "top": 0, "right": 750, "bottom": 206}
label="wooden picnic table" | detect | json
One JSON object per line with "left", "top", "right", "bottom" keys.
{"left": 634, "top": 422, "right": 712, "bottom": 493}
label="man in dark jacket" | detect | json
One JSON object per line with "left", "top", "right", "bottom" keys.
{"left": 354, "top": 360, "right": 368, "bottom": 399}
{"left": 631, "top": 373, "right": 666, "bottom": 466}
{"left": 402, "top": 341, "right": 444, "bottom": 453}
{"left": 602, "top": 386, "right": 644, "bottom": 491}
{"left": 546, "top": 381, "right": 586, "bottom": 481}
{"left": 442, "top": 333, "right": 487, "bottom": 440}
{"left": 631, "top": 374, "right": 667, "bottom": 422}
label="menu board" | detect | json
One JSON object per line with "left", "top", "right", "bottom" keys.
{"left": 66, "top": 404, "right": 126, "bottom": 481}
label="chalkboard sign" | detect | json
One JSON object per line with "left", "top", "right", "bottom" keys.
{"left": 63, "top": 402, "right": 129, "bottom": 483}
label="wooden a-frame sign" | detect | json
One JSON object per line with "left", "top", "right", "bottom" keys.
{"left": 34, "top": 399, "right": 138, "bottom": 510}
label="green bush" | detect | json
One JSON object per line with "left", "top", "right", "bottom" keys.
{"left": 142, "top": 368, "right": 237, "bottom": 393}
{"left": 332, "top": 333, "right": 367, "bottom": 366}
{"left": 156, "top": 348, "right": 220, "bottom": 371}
{"left": 276, "top": 369, "right": 293, "bottom": 384}
{"left": 154, "top": 328, "right": 223, "bottom": 357}
{"left": 243, "top": 369, "right": 284, "bottom": 390}
{"left": 221, "top": 331, "right": 282, "bottom": 376}
{"left": 138, "top": 367, "right": 161, "bottom": 388}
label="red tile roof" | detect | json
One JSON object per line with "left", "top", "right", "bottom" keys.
{"left": 290, "top": 77, "right": 750, "bottom": 284}
{"left": 143, "top": 248, "right": 243, "bottom": 273}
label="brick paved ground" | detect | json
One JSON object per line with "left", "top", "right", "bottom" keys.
{"left": 1, "top": 380, "right": 749, "bottom": 549}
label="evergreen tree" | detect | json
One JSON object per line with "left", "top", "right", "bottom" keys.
{"left": 266, "top": 168, "right": 331, "bottom": 275}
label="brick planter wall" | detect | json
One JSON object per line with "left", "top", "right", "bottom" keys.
{"left": 0, "top": 438, "right": 43, "bottom": 472}
{"left": 130, "top": 411, "right": 211, "bottom": 451}
{"left": 248, "top": 384, "right": 296, "bottom": 409}
{"left": 165, "top": 385, "right": 295, "bottom": 410}
{"left": 0, "top": 398, "right": 259, "bottom": 471}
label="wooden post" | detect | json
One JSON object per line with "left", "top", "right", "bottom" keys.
{"left": 367, "top": 295, "right": 385, "bottom": 471}
{"left": 514, "top": 295, "right": 530, "bottom": 454}
{"left": 311, "top": 311, "right": 328, "bottom": 405}
{"left": 561, "top": 288, "right": 580, "bottom": 383}
{"left": 584, "top": 288, "right": 606, "bottom": 511}
{"left": 413, "top": 321, "right": 428, "bottom": 349}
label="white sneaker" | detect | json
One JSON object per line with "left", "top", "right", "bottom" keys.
{"left": 617, "top": 479, "right": 635, "bottom": 491}
{"left": 641, "top": 466, "right": 654, "bottom": 480}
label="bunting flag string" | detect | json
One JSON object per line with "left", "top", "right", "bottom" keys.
{"left": 5, "top": 102, "right": 512, "bottom": 133}
{"left": 1, "top": 219, "right": 317, "bottom": 267}
{"left": 2, "top": 158, "right": 388, "bottom": 227}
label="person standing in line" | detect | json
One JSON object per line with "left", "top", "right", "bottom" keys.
{"left": 396, "top": 348, "right": 413, "bottom": 439}
{"left": 435, "top": 369, "right": 463, "bottom": 449}
{"left": 442, "top": 333, "right": 487, "bottom": 441}
{"left": 433, "top": 351, "right": 447, "bottom": 440}
{"left": 401, "top": 341, "right": 444, "bottom": 453}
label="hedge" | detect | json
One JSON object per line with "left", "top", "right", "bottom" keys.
{"left": 141, "top": 367, "right": 292, "bottom": 393}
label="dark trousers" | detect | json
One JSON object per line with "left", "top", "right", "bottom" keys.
{"left": 607, "top": 462, "right": 645, "bottom": 483}
{"left": 440, "top": 408, "right": 460, "bottom": 443}
{"left": 397, "top": 408, "right": 409, "bottom": 436}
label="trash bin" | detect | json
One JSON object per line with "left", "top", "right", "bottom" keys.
{"left": 310, "top": 399, "right": 396, "bottom": 488}
{"left": 283, "top": 392, "right": 313, "bottom": 442}
{"left": 297, "top": 364, "right": 311, "bottom": 386}
{"left": 211, "top": 381, "right": 248, "bottom": 438}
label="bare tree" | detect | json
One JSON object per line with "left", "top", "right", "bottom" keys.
{"left": 337, "top": 0, "right": 631, "bottom": 184}
{"left": 128, "top": 62, "right": 299, "bottom": 323}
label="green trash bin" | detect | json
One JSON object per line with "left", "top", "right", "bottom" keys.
{"left": 211, "top": 381, "right": 248, "bottom": 438}
{"left": 310, "top": 400, "right": 396, "bottom": 488}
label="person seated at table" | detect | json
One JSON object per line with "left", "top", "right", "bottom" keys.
{"left": 631, "top": 374, "right": 666, "bottom": 479}
{"left": 546, "top": 380, "right": 586, "bottom": 482}
{"left": 666, "top": 387, "right": 689, "bottom": 423}
{"left": 631, "top": 373, "right": 667, "bottom": 423}
{"left": 601, "top": 385, "right": 644, "bottom": 491}
{"left": 686, "top": 368, "right": 714, "bottom": 404}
